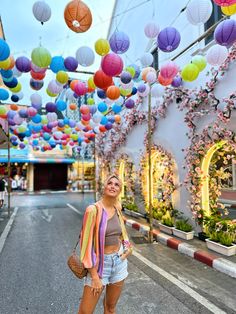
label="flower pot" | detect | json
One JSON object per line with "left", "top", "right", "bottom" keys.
{"left": 159, "top": 222, "right": 174, "bottom": 235}
{"left": 173, "top": 228, "right": 194, "bottom": 240}
{"left": 152, "top": 219, "right": 160, "bottom": 227}
{"left": 205, "top": 239, "right": 236, "bottom": 256}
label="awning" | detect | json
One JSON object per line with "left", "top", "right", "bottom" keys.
{"left": 0, "top": 157, "right": 76, "bottom": 164}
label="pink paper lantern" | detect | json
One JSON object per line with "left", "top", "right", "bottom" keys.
{"left": 74, "top": 81, "right": 87, "bottom": 96}
{"left": 160, "top": 61, "right": 179, "bottom": 80}
{"left": 101, "top": 53, "right": 123, "bottom": 77}
{"left": 213, "top": 0, "right": 236, "bottom": 6}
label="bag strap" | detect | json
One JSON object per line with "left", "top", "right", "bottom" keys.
{"left": 73, "top": 203, "right": 98, "bottom": 251}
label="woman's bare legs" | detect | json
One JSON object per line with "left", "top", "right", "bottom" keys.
{"left": 78, "top": 285, "right": 104, "bottom": 314}
{"left": 103, "top": 280, "right": 125, "bottom": 314}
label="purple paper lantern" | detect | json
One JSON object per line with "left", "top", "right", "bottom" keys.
{"left": 171, "top": 76, "right": 182, "bottom": 87}
{"left": 120, "top": 71, "right": 132, "bottom": 84}
{"left": 214, "top": 19, "right": 236, "bottom": 47}
{"left": 157, "top": 27, "right": 181, "bottom": 52}
{"left": 109, "top": 31, "right": 130, "bottom": 54}
{"left": 137, "top": 83, "right": 146, "bottom": 93}
{"left": 64, "top": 56, "right": 78, "bottom": 71}
{"left": 125, "top": 98, "right": 135, "bottom": 109}
{"left": 46, "top": 102, "right": 56, "bottom": 112}
{"left": 18, "top": 109, "right": 28, "bottom": 118}
{"left": 15, "top": 56, "right": 31, "bottom": 72}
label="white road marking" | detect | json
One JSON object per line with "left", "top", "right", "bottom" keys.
{"left": 0, "top": 207, "right": 19, "bottom": 254}
{"left": 66, "top": 203, "right": 83, "bottom": 215}
{"left": 41, "top": 209, "right": 53, "bottom": 222}
{"left": 133, "top": 250, "right": 226, "bottom": 314}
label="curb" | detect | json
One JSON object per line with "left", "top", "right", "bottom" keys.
{"left": 123, "top": 217, "right": 236, "bottom": 279}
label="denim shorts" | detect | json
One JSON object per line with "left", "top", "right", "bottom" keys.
{"left": 84, "top": 245, "right": 128, "bottom": 286}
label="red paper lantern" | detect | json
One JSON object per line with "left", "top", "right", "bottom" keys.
{"left": 158, "top": 74, "right": 172, "bottom": 86}
{"left": 64, "top": 0, "right": 92, "bottom": 33}
{"left": 101, "top": 53, "right": 123, "bottom": 77}
{"left": 93, "top": 70, "right": 113, "bottom": 89}
{"left": 213, "top": 0, "right": 236, "bottom": 6}
{"left": 31, "top": 70, "right": 46, "bottom": 80}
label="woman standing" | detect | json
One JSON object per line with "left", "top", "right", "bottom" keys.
{"left": 78, "top": 174, "right": 132, "bottom": 314}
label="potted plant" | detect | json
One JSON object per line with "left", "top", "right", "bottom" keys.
{"left": 159, "top": 210, "right": 174, "bottom": 235}
{"left": 205, "top": 219, "right": 236, "bottom": 256}
{"left": 122, "top": 200, "right": 144, "bottom": 218}
{"left": 173, "top": 218, "right": 195, "bottom": 240}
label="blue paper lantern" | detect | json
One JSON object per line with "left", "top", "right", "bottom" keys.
{"left": 98, "top": 102, "right": 107, "bottom": 113}
{"left": 50, "top": 56, "right": 66, "bottom": 73}
{"left": 0, "top": 88, "right": 9, "bottom": 100}
{"left": 56, "top": 100, "right": 67, "bottom": 111}
{"left": 109, "top": 31, "right": 130, "bottom": 54}
{"left": 0, "top": 39, "right": 10, "bottom": 61}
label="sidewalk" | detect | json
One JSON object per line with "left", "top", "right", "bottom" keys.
{"left": 123, "top": 213, "right": 236, "bottom": 279}
{"left": 10, "top": 190, "right": 93, "bottom": 196}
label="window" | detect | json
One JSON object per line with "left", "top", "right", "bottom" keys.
{"left": 151, "top": 47, "right": 159, "bottom": 70}
{"left": 204, "top": 4, "right": 222, "bottom": 45}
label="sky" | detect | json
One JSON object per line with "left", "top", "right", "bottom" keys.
{"left": 0, "top": 0, "right": 116, "bottom": 105}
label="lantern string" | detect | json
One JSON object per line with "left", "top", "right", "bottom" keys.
{"left": 170, "top": 0, "right": 191, "bottom": 26}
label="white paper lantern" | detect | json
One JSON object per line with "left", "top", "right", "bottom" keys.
{"left": 14, "top": 91, "right": 24, "bottom": 100}
{"left": 146, "top": 71, "right": 157, "bottom": 83}
{"left": 32, "top": 1, "right": 51, "bottom": 24}
{"left": 47, "top": 112, "right": 57, "bottom": 122}
{"left": 92, "top": 112, "right": 103, "bottom": 123}
{"left": 186, "top": 0, "right": 212, "bottom": 25}
{"left": 144, "top": 22, "right": 160, "bottom": 38}
{"left": 140, "top": 53, "right": 154, "bottom": 67}
{"left": 12, "top": 66, "right": 22, "bottom": 78}
{"left": 206, "top": 45, "right": 228, "bottom": 66}
{"left": 48, "top": 80, "right": 63, "bottom": 94}
{"left": 151, "top": 84, "right": 165, "bottom": 98}
{"left": 120, "top": 81, "right": 134, "bottom": 89}
{"left": 30, "top": 93, "right": 42, "bottom": 106}
{"left": 76, "top": 46, "right": 95, "bottom": 67}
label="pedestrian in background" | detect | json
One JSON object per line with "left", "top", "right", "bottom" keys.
{"left": 0, "top": 176, "right": 6, "bottom": 208}
{"left": 78, "top": 174, "right": 132, "bottom": 314}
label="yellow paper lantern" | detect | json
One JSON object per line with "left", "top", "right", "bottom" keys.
{"left": 181, "top": 64, "right": 199, "bottom": 82}
{"left": 120, "top": 88, "right": 131, "bottom": 96}
{"left": 191, "top": 55, "right": 207, "bottom": 72}
{"left": 0, "top": 57, "right": 11, "bottom": 69}
{"left": 88, "top": 76, "right": 96, "bottom": 89}
{"left": 9, "top": 82, "right": 22, "bottom": 93}
{"left": 125, "top": 66, "right": 135, "bottom": 78}
{"left": 56, "top": 71, "right": 68, "bottom": 84}
{"left": 221, "top": 4, "right": 236, "bottom": 16}
{"left": 46, "top": 88, "right": 57, "bottom": 97}
{"left": 95, "top": 38, "right": 110, "bottom": 56}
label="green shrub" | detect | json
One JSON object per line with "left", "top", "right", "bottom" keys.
{"left": 219, "top": 232, "right": 234, "bottom": 247}
{"left": 161, "top": 211, "right": 174, "bottom": 227}
{"left": 123, "top": 202, "right": 138, "bottom": 212}
{"left": 175, "top": 219, "right": 193, "bottom": 232}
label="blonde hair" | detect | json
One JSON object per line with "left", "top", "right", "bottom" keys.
{"left": 103, "top": 174, "right": 123, "bottom": 191}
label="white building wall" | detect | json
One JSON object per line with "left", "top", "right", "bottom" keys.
{"left": 107, "top": 1, "right": 236, "bottom": 221}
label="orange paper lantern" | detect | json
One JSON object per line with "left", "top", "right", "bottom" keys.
{"left": 93, "top": 70, "right": 113, "bottom": 89}
{"left": 69, "top": 103, "right": 77, "bottom": 110}
{"left": 158, "top": 74, "right": 172, "bottom": 86}
{"left": 64, "top": 0, "right": 92, "bottom": 33}
{"left": 106, "top": 86, "right": 120, "bottom": 100}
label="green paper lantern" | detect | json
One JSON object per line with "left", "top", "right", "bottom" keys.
{"left": 46, "top": 88, "right": 57, "bottom": 97}
{"left": 0, "top": 105, "right": 7, "bottom": 115}
{"left": 9, "top": 82, "right": 22, "bottom": 93}
{"left": 191, "top": 55, "right": 207, "bottom": 72}
{"left": 31, "top": 46, "right": 52, "bottom": 68}
{"left": 181, "top": 64, "right": 199, "bottom": 82}
{"left": 125, "top": 66, "right": 135, "bottom": 78}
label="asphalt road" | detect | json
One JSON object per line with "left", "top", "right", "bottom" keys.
{"left": 0, "top": 193, "right": 235, "bottom": 314}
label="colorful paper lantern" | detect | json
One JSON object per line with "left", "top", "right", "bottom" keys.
{"left": 213, "top": 0, "right": 236, "bottom": 6}
{"left": 157, "top": 27, "right": 181, "bottom": 52}
{"left": 160, "top": 61, "right": 178, "bottom": 80}
{"left": 140, "top": 53, "right": 154, "bottom": 67}
{"left": 64, "top": 56, "right": 78, "bottom": 71}
{"left": 74, "top": 81, "right": 87, "bottom": 96}
{"left": 30, "top": 78, "right": 44, "bottom": 90}
{"left": 171, "top": 76, "right": 182, "bottom": 87}
{"left": 50, "top": 56, "right": 66, "bottom": 73}
{"left": 109, "top": 31, "right": 130, "bottom": 54}
{"left": 76, "top": 46, "right": 95, "bottom": 67}
{"left": 32, "top": 1, "right": 51, "bottom": 24}
{"left": 30, "top": 70, "right": 46, "bottom": 80}
{"left": 120, "top": 71, "right": 132, "bottom": 84}
{"left": 191, "top": 55, "right": 207, "bottom": 71}
{"left": 64, "top": 0, "right": 92, "bottom": 33}
{"left": 214, "top": 19, "right": 236, "bottom": 46}
{"left": 10, "top": 82, "right": 22, "bottom": 93}
{"left": 48, "top": 80, "right": 63, "bottom": 94}
{"left": 101, "top": 53, "right": 123, "bottom": 77}
{"left": 106, "top": 86, "right": 120, "bottom": 100}
{"left": 221, "top": 3, "right": 236, "bottom": 14}
{"left": 181, "top": 64, "right": 199, "bottom": 82}
{"left": 0, "top": 39, "right": 10, "bottom": 61}
{"left": 0, "top": 57, "right": 11, "bottom": 70}
{"left": 46, "top": 102, "right": 56, "bottom": 112}
{"left": 56, "top": 71, "right": 68, "bottom": 84}
{"left": 31, "top": 46, "right": 52, "bottom": 68}
{"left": 112, "top": 104, "right": 122, "bottom": 114}
{"left": 186, "top": 0, "right": 212, "bottom": 25}
{"left": 125, "top": 98, "right": 135, "bottom": 109}
{"left": 0, "top": 88, "right": 9, "bottom": 100}
{"left": 145, "top": 71, "right": 157, "bottom": 83}
{"left": 93, "top": 70, "right": 113, "bottom": 89}
{"left": 144, "top": 22, "right": 159, "bottom": 38}
{"left": 95, "top": 39, "right": 110, "bottom": 56}
{"left": 158, "top": 74, "right": 173, "bottom": 86}
{"left": 206, "top": 44, "right": 228, "bottom": 65}
{"left": 56, "top": 100, "right": 67, "bottom": 111}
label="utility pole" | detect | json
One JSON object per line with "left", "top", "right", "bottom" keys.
{"left": 148, "top": 89, "right": 153, "bottom": 243}
{"left": 7, "top": 123, "right": 10, "bottom": 218}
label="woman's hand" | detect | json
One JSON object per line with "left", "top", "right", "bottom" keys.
{"left": 120, "top": 248, "right": 132, "bottom": 261}
{"left": 91, "top": 277, "right": 103, "bottom": 296}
